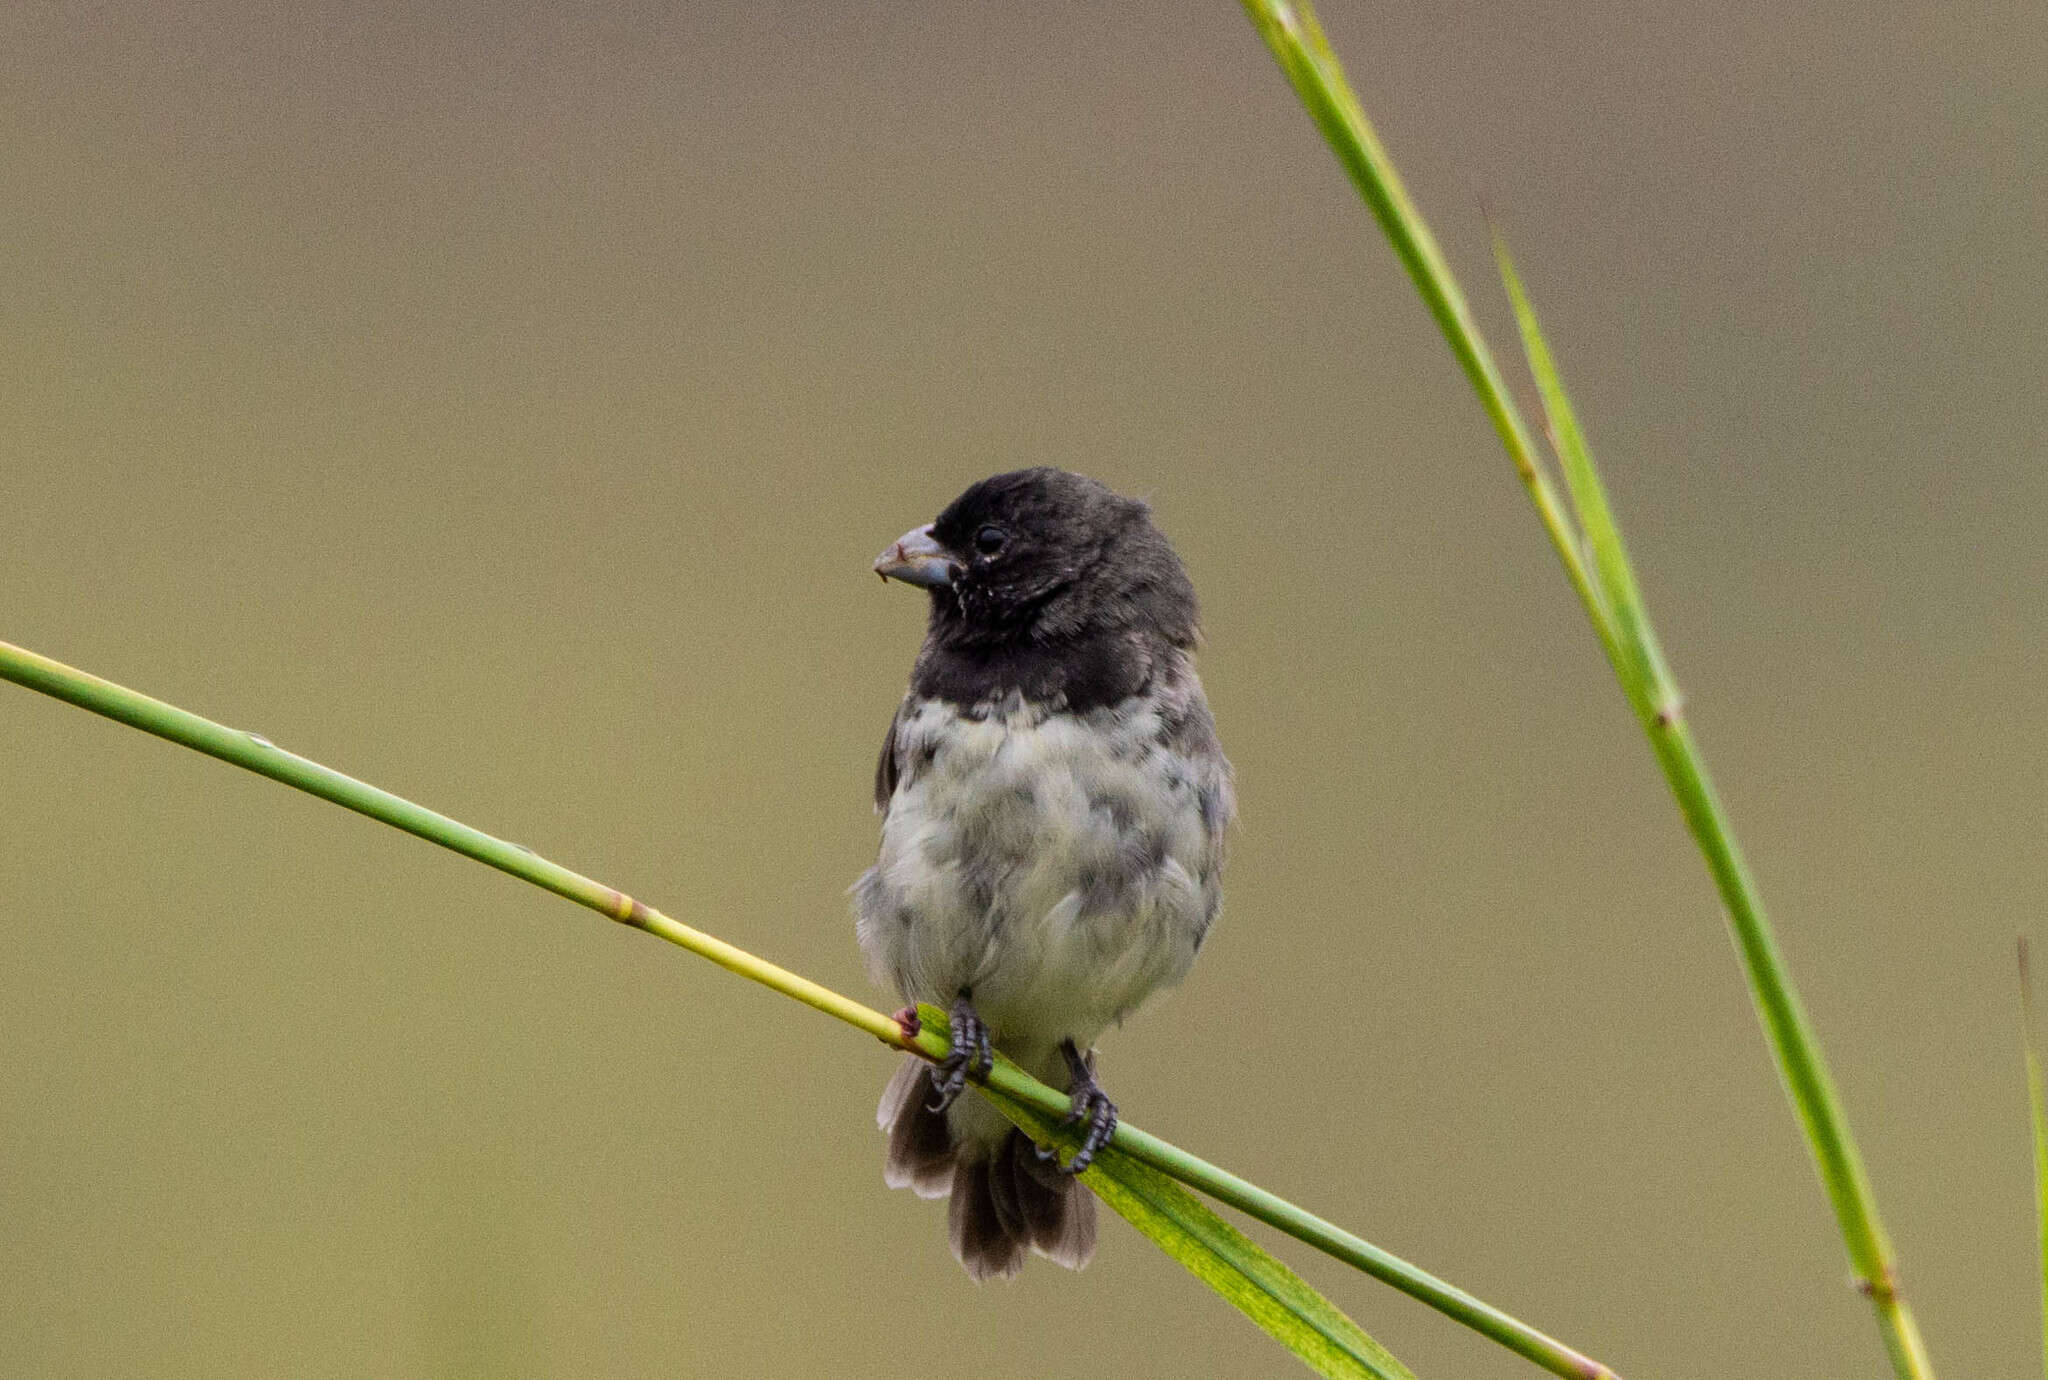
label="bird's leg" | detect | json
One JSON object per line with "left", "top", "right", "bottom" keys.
{"left": 1057, "top": 1038, "right": 1118, "bottom": 1175}
{"left": 927, "top": 990, "right": 993, "bottom": 1112}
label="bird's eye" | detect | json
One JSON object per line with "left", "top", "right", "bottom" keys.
{"left": 973, "top": 525, "right": 1008, "bottom": 556}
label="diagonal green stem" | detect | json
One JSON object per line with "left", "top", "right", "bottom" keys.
{"left": 1240, "top": 3, "right": 1934, "bottom": 1376}
{"left": 0, "top": 637, "right": 1619, "bottom": 1380}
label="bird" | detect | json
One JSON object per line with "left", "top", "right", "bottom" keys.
{"left": 853, "top": 467, "right": 1234, "bottom": 1281}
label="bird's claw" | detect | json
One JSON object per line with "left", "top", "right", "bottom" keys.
{"left": 1057, "top": 1040, "right": 1118, "bottom": 1175}
{"left": 1061, "top": 1085, "right": 1117, "bottom": 1175}
{"left": 927, "top": 997, "right": 993, "bottom": 1112}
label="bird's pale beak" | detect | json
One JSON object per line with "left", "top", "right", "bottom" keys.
{"left": 873, "top": 523, "right": 957, "bottom": 588}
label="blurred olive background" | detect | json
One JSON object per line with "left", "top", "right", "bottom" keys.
{"left": 4, "top": 2, "right": 2043, "bottom": 1376}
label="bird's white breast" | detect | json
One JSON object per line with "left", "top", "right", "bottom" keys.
{"left": 854, "top": 691, "right": 1222, "bottom": 1064}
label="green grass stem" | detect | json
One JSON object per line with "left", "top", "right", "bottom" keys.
{"left": 0, "top": 637, "right": 1617, "bottom": 1380}
{"left": 1239, "top": 3, "right": 1934, "bottom": 1376}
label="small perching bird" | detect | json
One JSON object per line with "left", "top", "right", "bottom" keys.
{"left": 854, "top": 468, "right": 1234, "bottom": 1280}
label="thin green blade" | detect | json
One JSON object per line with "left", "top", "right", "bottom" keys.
{"left": 1490, "top": 235, "right": 1672, "bottom": 717}
{"left": 977, "top": 1074, "right": 1414, "bottom": 1380}
{"left": 1489, "top": 239, "right": 1933, "bottom": 1379}
{"left": 995, "top": 1093, "right": 1410, "bottom": 1380}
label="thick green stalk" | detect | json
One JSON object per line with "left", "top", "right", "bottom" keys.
{"left": 0, "top": 638, "right": 1618, "bottom": 1380}
{"left": 1240, "top": 3, "right": 1933, "bottom": 1375}
{"left": 0, "top": 643, "right": 898, "bottom": 1043}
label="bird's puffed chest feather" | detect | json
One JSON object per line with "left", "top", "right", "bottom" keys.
{"left": 854, "top": 674, "right": 1229, "bottom": 1058}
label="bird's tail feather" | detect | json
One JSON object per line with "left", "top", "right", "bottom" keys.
{"left": 878, "top": 1055, "right": 1097, "bottom": 1280}
{"left": 879, "top": 1056, "right": 954, "bottom": 1199}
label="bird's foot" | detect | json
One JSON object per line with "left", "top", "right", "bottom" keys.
{"left": 927, "top": 994, "right": 993, "bottom": 1112}
{"left": 1057, "top": 1039, "right": 1118, "bottom": 1175}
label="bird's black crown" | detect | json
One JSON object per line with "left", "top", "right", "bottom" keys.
{"left": 898, "top": 468, "right": 1200, "bottom": 714}
{"left": 923, "top": 468, "right": 1198, "bottom": 651}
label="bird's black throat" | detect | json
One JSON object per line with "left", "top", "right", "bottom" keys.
{"left": 908, "top": 625, "right": 1161, "bottom": 717}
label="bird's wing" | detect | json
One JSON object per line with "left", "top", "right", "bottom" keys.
{"left": 873, "top": 698, "right": 905, "bottom": 815}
